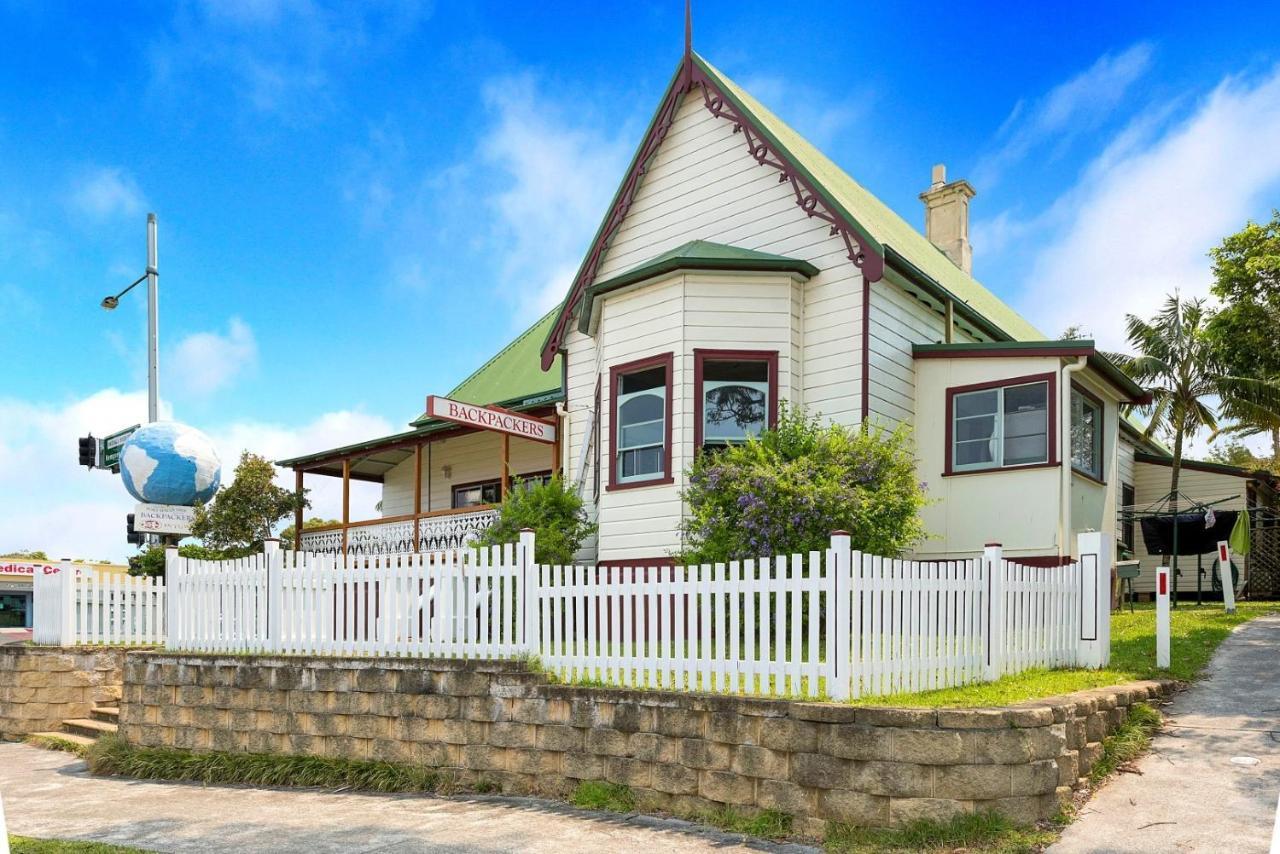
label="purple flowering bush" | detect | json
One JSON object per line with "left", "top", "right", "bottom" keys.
{"left": 678, "top": 406, "right": 928, "bottom": 562}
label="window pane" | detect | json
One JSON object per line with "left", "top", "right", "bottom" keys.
{"left": 620, "top": 419, "right": 663, "bottom": 449}
{"left": 619, "top": 393, "right": 663, "bottom": 426}
{"left": 1002, "top": 382, "right": 1047, "bottom": 465}
{"left": 619, "top": 366, "right": 664, "bottom": 395}
{"left": 1071, "top": 391, "right": 1101, "bottom": 476}
{"left": 955, "top": 414, "right": 996, "bottom": 442}
{"left": 621, "top": 447, "right": 663, "bottom": 478}
{"left": 955, "top": 389, "right": 998, "bottom": 418}
{"left": 703, "top": 374, "right": 767, "bottom": 444}
{"left": 956, "top": 439, "right": 995, "bottom": 466}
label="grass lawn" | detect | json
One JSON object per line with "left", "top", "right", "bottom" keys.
{"left": 8, "top": 838, "right": 151, "bottom": 853}
{"left": 860, "top": 601, "right": 1278, "bottom": 707}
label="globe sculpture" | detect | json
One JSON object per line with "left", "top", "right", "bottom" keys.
{"left": 119, "top": 421, "right": 222, "bottom": 506}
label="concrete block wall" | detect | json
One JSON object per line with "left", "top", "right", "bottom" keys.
{"left": 0, "top": 647, "right": 128, "bottom": 738}
{"left": 119, "top": 652, "right": 1173, "bottom": 835}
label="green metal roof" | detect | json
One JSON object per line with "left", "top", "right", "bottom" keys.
{"left": 693, "top": 54, "right": 1045, "bottom": 343}
{"left": 911, "top": 339, "right": 1148, "bottom": 402}
{"left": 410, "top": 308, "right": 563, "bottom": 426}
{"left": 577, "top": 240, "right": 818, "bottom": 333}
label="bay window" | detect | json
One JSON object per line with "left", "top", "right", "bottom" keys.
{"left": 948, "top": 376, "right": 1052, "bottom": 473}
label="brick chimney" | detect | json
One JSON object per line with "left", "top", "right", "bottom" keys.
{"left": 919, "top": 163, "right": 976, "bottom": 274}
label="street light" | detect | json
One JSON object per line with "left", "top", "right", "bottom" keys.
{"left": 100, "top": 213, "right": 159, "bottom": 423}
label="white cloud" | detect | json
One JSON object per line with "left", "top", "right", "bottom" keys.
{"left": 479, "top": 75, "right": 633, "bottom": 319}
{"left": 1014, "top": 64, "right": 1280, "bottom": 350}
{"left": 151, "top": 0, "right": 430, "bottom": 122}
{"left": 69, "top": 167, "right": 145, "bottom": 219}
{"left": 0, "top": 387, "right": 390, "bottom": 563}
{"left": 169, "top": 317, "right": 258, "bottom": 396}
{"left": 975, "top": 43, "right": 1154, "bottom": 188}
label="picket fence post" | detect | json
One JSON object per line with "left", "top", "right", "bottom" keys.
{"left": 983, "top": 542, "right": 1005, "bottom": 681}
{"left": 518, "top": 528, "right": 537, "bottom": 655}
{"left": 56, "top": 559, "right": 76, "bottom": 647}
{"left": 1075, "top": 531, "right": 1112, "bottom": 668}
{"left": 164, "top": 545, "right": 179, "bottom": 649}
{"left": 829, "top": 531, "right": 852, "bottom": 701}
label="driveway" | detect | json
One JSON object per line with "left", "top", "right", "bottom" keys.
{"left": 1052, "top": 613, "right": 1280, "bottom": 854}
{"left": 0, "top": 743, "right": 816, "bottom": 853}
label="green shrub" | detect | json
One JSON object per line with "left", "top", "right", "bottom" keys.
{"left": 679, "top": 405, "right": 928, "bottom": 563}
{"left": 475, "top": 475, "right": 597, "bottom": 565}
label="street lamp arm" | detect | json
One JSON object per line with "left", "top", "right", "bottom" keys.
{"left": 101, "top": 272, "right": 149, "bottom": 310}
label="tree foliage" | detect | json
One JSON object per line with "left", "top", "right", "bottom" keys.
{"left": 679, "top": 406, "right": 929, "bottom": 563}
{"left": 1206, "top": 210, "right": 1280, "bottom": 454}
{"left": 1115, "top": 293, "right": 1280, "bottom": 548}
{"left": 128, "top": 543, "right": 230, "bottom": 577}
{"left": 190, "top": 452, "right": 308, "bottom": 554}
{"left": 1, "top": 550, "right": 48, "bottom": 560}
{"left": 278, "top": 517, "right": 340, "bottom": 548}
{"left": 474, "top": 475, "right": 597, "bottom": 566}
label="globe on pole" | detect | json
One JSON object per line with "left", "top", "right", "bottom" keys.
{"left": 119, "top": 422, "right": 222, "bottom": 506}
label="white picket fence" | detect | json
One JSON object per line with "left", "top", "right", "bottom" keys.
{"left": 31, "top": 533, "right": 1109, "bottom": 700}
{"left": 143, "top": 531, "right": 1111, "bottom": 701}
{"left": 32, "top": 562, "right": 166, "bottom": 646}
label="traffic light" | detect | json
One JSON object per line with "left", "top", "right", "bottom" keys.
{"left": 126, "top": 513, "right": 144, "bottom": 546}
{"left": 78, "top": 435, "right": 98, "bottom": 468}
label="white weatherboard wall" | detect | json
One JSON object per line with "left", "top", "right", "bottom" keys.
{"left": 380, "top": 432, "right": 554, "bottom": 518}
{"left": 1066, "top": 371, "right": 1122, "bottom": 548}
{"left": 588, "top": 270, "right": 803, "bottom": 562}
{"left": 913, "top": 355, "right": 1065, "bottom": 560}
{"left": 563, "top": 89, "right": 868, "bottom": 562}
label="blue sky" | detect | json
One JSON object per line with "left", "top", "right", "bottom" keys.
{"left": 4, "top": 0, "right": 1280, "bottom": 560}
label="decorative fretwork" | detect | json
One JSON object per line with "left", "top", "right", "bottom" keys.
{"left": 686, "top": 64, "right": 883, "bottom": 281}
{"left": 541, "top": 56, "right": 887, "bottom": 369}
{"left": 298, "top": 509, "right": 500, "bottom": 556}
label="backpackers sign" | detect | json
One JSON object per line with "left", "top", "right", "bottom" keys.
{"left": 425, "top": 396, "right": 556, "bottom": 444}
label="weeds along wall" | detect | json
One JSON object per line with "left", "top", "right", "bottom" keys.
{"left": 119, "top": 652, "right": 1172, "bottom": 834}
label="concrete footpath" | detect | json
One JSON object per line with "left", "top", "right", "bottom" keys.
{"left": 1052, "top": 613, "right": 1280, "bottom": 854}
{"left": 0, "top": 744, "right": 816, "bottom": 854}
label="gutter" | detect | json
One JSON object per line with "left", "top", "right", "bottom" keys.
{"left": 1061, "top": 356, "right": 1088, "bottom": 557}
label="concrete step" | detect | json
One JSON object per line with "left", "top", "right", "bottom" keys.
{"left": 61, "top": 718, "right": 118, "bottom": 740}
{"left": 91, "top": 706, "right": 120, "bottom": 724}
{"left": 28, "top": 731, "right": 96, "bottom": 750}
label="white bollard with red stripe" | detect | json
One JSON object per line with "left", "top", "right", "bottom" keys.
{"left": 1156, "top": 565, "right": 1171, "bottom": 669}
{"left": 1217, "top": 540, "right": 1237, "bottom": 615}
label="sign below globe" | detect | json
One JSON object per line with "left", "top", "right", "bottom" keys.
{"left": 135, "top": 503, "right": 196, "bottom": 535}
{"left": 119, "top": 421, "right": 222, "bottom": 506}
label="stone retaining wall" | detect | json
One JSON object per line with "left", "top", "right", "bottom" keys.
{"left": 119, "top": 653, "right": 1172, "bottom": 835}
{"left": 0, "top": 646, "right": 129, "bottom": 737}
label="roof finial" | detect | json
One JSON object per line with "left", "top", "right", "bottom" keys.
{"left": 684, "top": 0, "right": 692, "bottom": 58}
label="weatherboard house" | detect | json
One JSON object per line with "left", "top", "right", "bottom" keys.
{"left": 279, "top": 46, "right": 1247, "bottom": 573}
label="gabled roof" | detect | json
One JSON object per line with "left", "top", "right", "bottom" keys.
{"left": 540, "top": 50, "right": 1044, "bottom": 368}
{"left": 577, "top": 240, "right": 818, "bottom": 333}
{"left": 697, "top": 56, "right": 1044, "bottom": 343}
{"left": 410, "top": 308, "right": 563, "bottom": 426}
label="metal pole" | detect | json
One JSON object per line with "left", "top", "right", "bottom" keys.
{"left": 146, "top": 213, "right": 159, "bottom": 423}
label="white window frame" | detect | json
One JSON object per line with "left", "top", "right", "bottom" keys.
{"left": 951, "top": 380, "right": 1050, "bottom": 473}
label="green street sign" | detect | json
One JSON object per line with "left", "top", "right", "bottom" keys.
{"left": 101, "top": 424, "right": 140, "bottom": 472}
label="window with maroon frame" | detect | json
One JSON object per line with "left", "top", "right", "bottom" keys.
{"left": 951, "top": 379, "right": 1050, "bottom": 472}
{"left": 694, "top": 350, "right": 778, "bottom": 453}
{"left": 615, "top": 364, "right": 668, "bottom": 484}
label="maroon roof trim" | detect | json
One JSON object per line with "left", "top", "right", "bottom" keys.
{"left": 540, "top": 54, "right": 886, "bottom": 370}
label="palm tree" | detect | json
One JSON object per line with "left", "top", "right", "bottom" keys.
{"left": 1113, "top": 293, "right": 1280, "bottom": 581}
